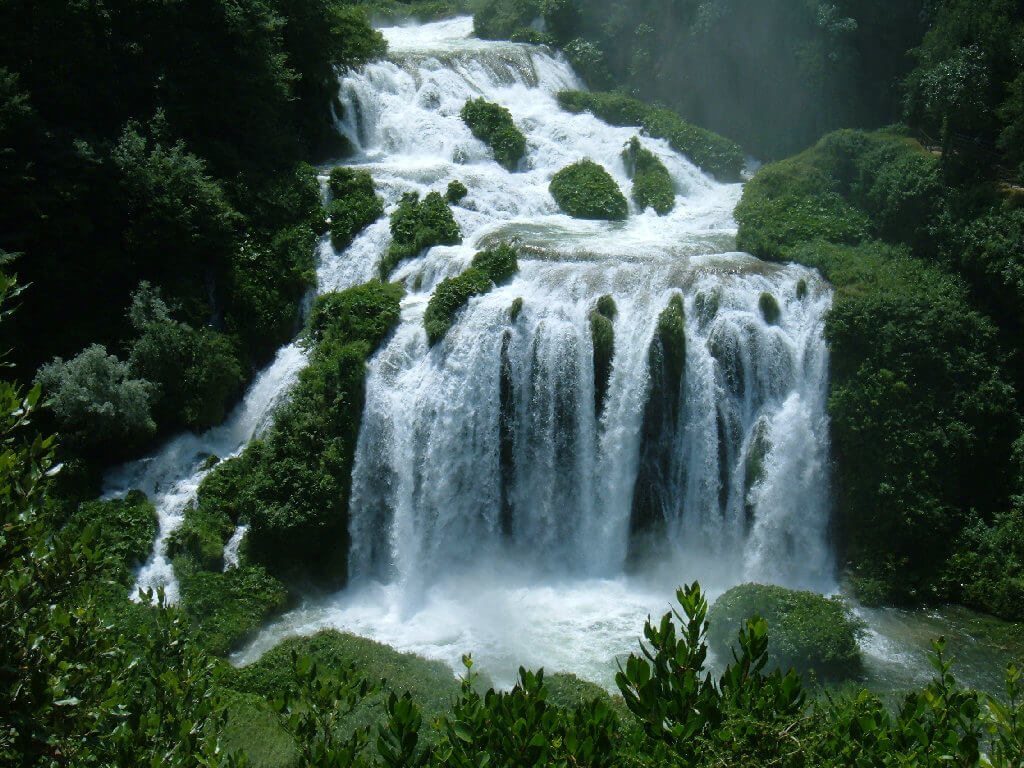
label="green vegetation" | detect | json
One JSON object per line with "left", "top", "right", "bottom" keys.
{"left": 590, "top": 295, "right": 616, "bottom": 415}
{"left": 559, "top": 91, "right": 745, "bottom": 181}
{"left": 509, "top": 297, "right": 524, "bottom": 321}
{"left": 736, "top": 128, "right": 1022, "bottom": 608}
{"left": 194, "top": 281, "right": 404, "bottom": 589}
{"left": 758, "top": 292, "right": 781, "bottom": 325}
{"left": 382, "top": 191, "right": 462, "bottom": 278}
{"left": 460, "top": 98, "right": 527, "bottom": 171}
{"left": 622, "top": 137, "right": 675, "bottom": 215}
{"left": 446, "top": 179, "right": 468, "bottom": 204}
{"left": 708, "top": 584, "right": 865, "bottom": 680}
{"left": 328, "top": 167, "right": 385, "bottom": 250}
{"left": 61, "top": 491, "right": 158, "bottom": 584}
{"left": 168, "top": 501, "right": 235, "bottom": 572}
{"left": 423, "top": 243, "right": 519, "bottom": 344}
{"left": 549, "top": 159, "right": 628, "bottom": 220}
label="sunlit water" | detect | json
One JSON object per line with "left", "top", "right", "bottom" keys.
{"left": 111, "top": 16, "right": 1017, "bottom": 694}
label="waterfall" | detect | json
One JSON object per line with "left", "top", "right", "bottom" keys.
{"left": 116, "top": 16, "right": 834, "bottom": 682}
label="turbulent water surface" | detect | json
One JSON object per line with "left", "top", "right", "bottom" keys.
{"left": 109, "top": 17, "right": 996, "bottom": 691}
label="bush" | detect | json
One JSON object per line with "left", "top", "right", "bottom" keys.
{"left": 446, "top": 179, "right": 468, "bottom": 204}
{"left": 327, "top": 167, "right": 384, "bottom": 251}
{"left": 35, "top": 344, "right": 156, "bottom": 457}
{"left": 623, "top": 137, "right": 674, "bottom": 215}
{"left": 557, "top": 90, "right": 650, "bottom": 127}
{"left": 167, "top": 502, "right": 234, "bottom": 572}
{"left": 471, "top": 0, "right": 540, "bottom": 40}
{"left": 175, "top": 558, "right": 288, "bottom": 656}
{"left": 550, "top": 159, "right": 628, "bottom": 220}
{"left": 424, "top": 243, "right": 519, "bottom": 344}
{"left": 942, "top": 506, "right": 1024, "bottom": 621}
{"left": 708, "top": 584, "right": 865, "bottom": 680}
{"left": 382, "top": 191, "right": 462, "bottom": 278}
{"left": 460, "top": 98, "right": 527, "bottom": 171}
{"left": 62, "top": 491, "right": 157, "bottom": 584}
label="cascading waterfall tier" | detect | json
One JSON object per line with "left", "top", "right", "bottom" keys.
{"left": 117, "top": 16, "right": 834, "bottom": 683}
{"left": 339, "top": 17, "right": 834, "bottom": 594}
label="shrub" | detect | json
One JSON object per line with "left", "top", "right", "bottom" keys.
{"left": 446, "top": 179, "right": 468, "bottom": 204}
{"left": 460, "top": 98, "right": 527, "bottom": 171}
{"left": 942, "top": 506, "right": 1024, "bottom": 621}
{"left": 424, "top": 243, "right": 519, "bottom": 344}
{"left": 61, "top": 491, "right": 157, "bottom": 584}
{"left": 382, "top": 191, "right": 462, "bottom": 278}
{"left": 175, "top": 558, "right": 288, "bottom": 656}
{"left": 557, "top": 90, "right": 650, "bottom": 127}
{"left": 708, "top": 584, "right": 865, "bottom": 679}
{"left": 327, "top": 168, "right": 384, "bottom": 251}
{"left": 35, "top": 344, "right": 156, "bottom": 456}
{"left": 623, "top": 137, "right": 674, "bottom": 215}
{"left": 167, "top": 501, "right": 234, "bottom": 572}
{"left": 471, "top": 0, "right": 540, "bottom": 40}
{"left": 549, "top": 159, "right": 628, "bottom": 220}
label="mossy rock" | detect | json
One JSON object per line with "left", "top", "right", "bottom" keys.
{"left": 796, "top": 278, "right": 809, "bottom": 300}
{"left": 590, "top": 309, "right": 614, "bottom": 416}
{"left": 759, "top": 292, "right": 781, "bottom": 325}
{"left": 550, "top": 160, "right": 628, "bottom": 221}
{"left": 327, "top": 168, "right": 384, "bottom": 251}
{"left": 424, "top": 243, "right": 519, "bottom": 345}
{"left": 742, "top": 419, "right": 771, "bottom": 529}
{"left": 595, "top": 294, "right": 617, "bottom": 320}
{"left": 623, "top": 137, "right": 674, "bottom": 215}
{"left": 655, "top": 294, "right": 686, "bottom": 387}
{"left": 446, "top": 179, "right": 468, "bottom": 204}
{"left": 509, "top": 297, "right": 524, "bottom": 321}
{"left": 461, "top": 98, "right": 527, "bottom": 171}
{"left": 693, "top": 289, "right": 721, "bottom": 327}
{"left": 708, "top": 583, "right": 865, "bottom": 680}
{"left": 167, "top": 501, "right": 234, "bottom": 572}
{"left": 382, "top": 191, "right": 462, "bottom": 278}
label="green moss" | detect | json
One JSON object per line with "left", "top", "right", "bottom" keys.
{"left": 509, "top": 296, "right": 524, "bottom": 321}
{"left": 595, "top": 294, "right": 617, "bottom": 320}
{"left": 656, "top": 294, "right": 686, "bottom": 387}
{"left": 225, "top": 630, "right": 462, "bottom": 740}
{"left": 424, "top": 243, "right": 519, "bottom": 345}
{"left": 446, "top": 179, "right": 468, "bottom": 204}
{"left": 743, "top": 420, "right": 771, "bottom": 528}
{"left": 623, "top": 137, "right": 674, "bottom": 215}
{"left": 167, "top": 502, "right": 234, "bottom": 572}
{"left": 590, "top": 309, "right": 614, "bottom": 416}
{"left": 327, "top": 168, "right": 384, "bottom": 251}
{"left": 175, "top": 558, "right": 289, "bottom": 657}
{"left": 796, "top": 278, "right": 808, "bottom": 300}
{"left": 382, "top": 191, "right": 462, "bottom": 278}
{"left": 759, "top": 292, "right": 781, "bottom": 325}
{"left": 549, "top": 160, "right": 628, "bottom": 221}
{"left": 62, "top": 491, "right": 157, "bottom": 584}
{"left": 708, "top": 584, "right": 865, "bottom": 680}
{"left": 460, "top": 98, "right": 527, "bottom": 171}
{"left": 693, "top": 289, "right": 721, "bottom": 326}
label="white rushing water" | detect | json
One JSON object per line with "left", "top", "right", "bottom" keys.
{"left": 117, "top": 16, "right": 836, "bottom": 686}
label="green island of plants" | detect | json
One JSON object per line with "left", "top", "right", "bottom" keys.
{"left": 460, "top": 98, "right": 527, "bottom": 171}
{"left": 328, "top": 167, "right": 385, "bottom": 251}
{"left": 590, "top": 295, "right": 616, "bottom": 415}
{"left": 424, "top": 243, "right": 519, "bottom": 345}
{"left": 550, "top": 159, "right": 629, "bottom": 220}
{"left": 622, "top": 137, "right": 675, "bottom": 215}
{"left": 708, "top": 583, "right": 865, "bottom": 680}
{"left": 559, "top": 91, "right": 745, "bottom": 182}
{"left": 381, "top": 191, "right": 462, "bottom": 278}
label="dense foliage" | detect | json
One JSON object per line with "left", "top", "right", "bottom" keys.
{"left": 382, "top": 191, "right": 463, "bottom": 278}
{"left": 460, "top": 98, "right": 528, "bottom": 171}
{"left": 736, "top": 129, "right": 1022, "bottom": 608}
{"left": 559, "top": 91, "right": 744, "bottom": 181}
{"left": 708, "top": 584, "right": 865, "bottom": 679}
{"left": 423, "top": 243, "right": 519, "bottom": 344}
{"left": 622, "top": 137, "right": 675, "bottom": 215}
{"left": 549, "top": 160, "right": 629, "bottom": 220}
{"left": 328, "top": 167, "right": 386, "bottom": 251}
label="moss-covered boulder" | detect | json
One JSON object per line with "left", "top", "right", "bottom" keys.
{"left": 708, "top": 583, "right": 865, "bottom": 680}
{"left": 461, "top": 98, "right": 527, "bottom": 171}
{"left": 623, "top": 137, "right": 674, "bottom": 215}
{"left": 424, "top": 243, "right": 519, "bottom": 345}
{"left": 509, "top": 296, "right": 524, "bottom": 321}
{"left": 327, "top": 167, "right": 384, "bottom": 251}
{"left": 167, "top": 501, "right": 234, "bottom": 572}
{"left": 590, "top": 295, "right": 616, "bottom": 416}
{"left": 693, "top": 289, "right": 721, "bottom": 327}
{"left": 759, "top": 292, "right": 781, "bottom": 325}
{"left": 446, "top": 179, "right": 468, "bottom": 204}
{"left": 630, "top": 295, "right": 686, "bottom": 548}
{"left": 550, "top": 160, "right": 628, "bottom": 221}
{"left": 382, "top": 191, "right": 462, "bottom": 278}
